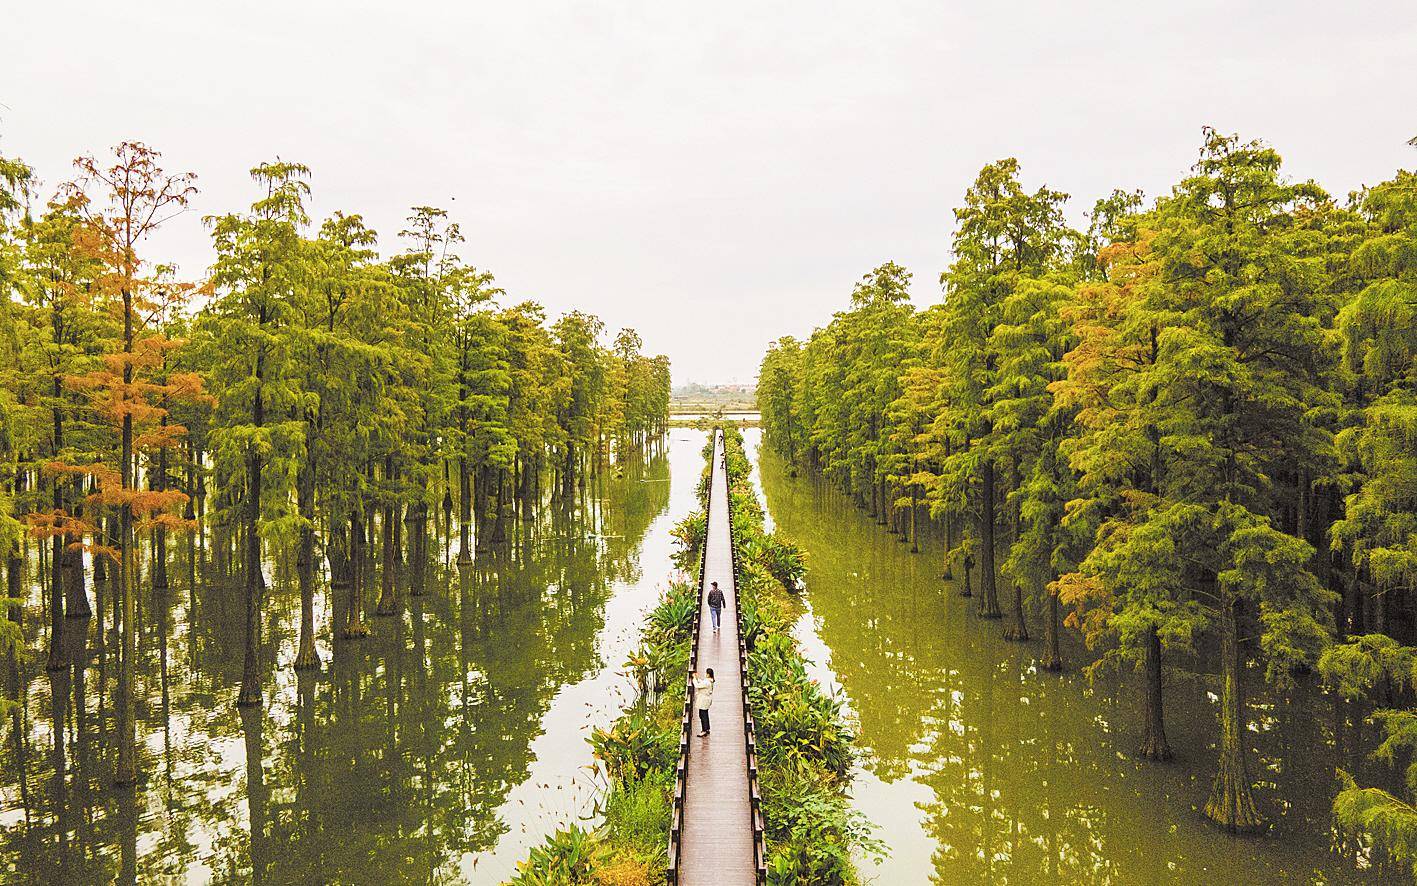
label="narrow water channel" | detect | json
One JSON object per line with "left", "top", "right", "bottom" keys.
{"left": 746, "top": 429, "right": 1380, "bottom": 885}
{"left": 0, "top": 432, "right": 708, "bottom": 883}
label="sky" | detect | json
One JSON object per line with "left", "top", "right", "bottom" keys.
{"left": 3, "top": 1, "right": 1415, "bottom": 385}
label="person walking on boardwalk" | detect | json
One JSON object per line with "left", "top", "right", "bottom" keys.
{"left": 694, "top": 668, "right": 715, "bottom": 737}
{"left": 707, "top": 581, "right": 725, "bottom": 633}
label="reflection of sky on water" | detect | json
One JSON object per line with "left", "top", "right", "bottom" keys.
{"left": 0, "top": 431, "right": 707, "bottom": 884}
{"left": 751, "top": 435, "right": 1384, "bottom": 886}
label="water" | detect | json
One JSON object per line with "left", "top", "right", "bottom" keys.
{"left": 0, "top": 432, "right": 708, "bottom": 884}
{"left": 668, "top": 412, "right": 761, "bottom": 422}
{"left": 747, "top": 432, "right": 1384, "bottom": 885}
{"left": 1, "top": 429, "right": 1390, "bottom": 883}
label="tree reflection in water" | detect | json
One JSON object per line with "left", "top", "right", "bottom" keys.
{"left": 754, "top": 435, "right": 1387, "bottom": 886}
{"left": 0, "top": 439, "right": 680, "bottom": 883}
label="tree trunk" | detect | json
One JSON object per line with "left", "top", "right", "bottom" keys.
{"left": 64, "top": 474, "right": 91, "bottom": 618}
{"left": 63, "top": 514, "right": 89, "bottom": 619}
{"left": 1041, "top": 591, "right": 1063, "bottom": 672}
{"left": 47, "top": 390, "right": 66, "bottom": 667}
{"left": 237, "top": 370, "right": 266, "bottom": 708}
{"left": 237, "top": 457, "right": 264, "bottom": 707}
{"left": 978, "top": 460, "right": 1001, "bottom": 618}
{"left": 491, "top": 469, "right": 509, "bottom": 544}
{"left": 115, "top": 295, "right": 138, "bottom": 783}
{"left": 409, "top": 503, "right": 427, "bottom": 597}
{"left": 1203, "top": 600, "right": 1263, "bottom": 832}
{"left": 342, "top": 512, "right": 369, "bottom": 639}
{"left": 47, "top": 527, "right": 65, "bottom": 671}
{"left": 152, "top": 433, "right": 169, "bottom": 592}
{"left": 376, "top": 458, "right": 399, "bottom": 616}
{"left": 1004, "top": 581, "right": 1029, "bottom": 641}
{"left": 457, "top": 457, "right": 473, "bottom": 564}
{"left": 293, "top": 450, "right": 319, "bottom": 671}
{"left": 1139, "top": 625, "right": 1171, "bottom": 759}
{"left": 909, "top": 491, "right": 919, "bottom": 553}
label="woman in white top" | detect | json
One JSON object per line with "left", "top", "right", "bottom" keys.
{"left": 693, "top": 668, "right": 715, "bottom": 737}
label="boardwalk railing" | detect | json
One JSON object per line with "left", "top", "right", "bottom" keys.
{"left": 666, "top": 430, "right": 766, "bottom": 885}
{"left": 725, "top": 458, "right": 769, "bottom": 879}
{"left": 666, "top": 462, "right": 709, "bottom": 876}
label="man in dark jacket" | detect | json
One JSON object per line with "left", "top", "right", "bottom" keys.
{"left": 707, "top": 581, "right": 725, "bottom": 633}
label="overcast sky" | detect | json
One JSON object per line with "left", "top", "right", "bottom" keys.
{"left": 4, "top": 1, "right": 1414, "bottom": 384}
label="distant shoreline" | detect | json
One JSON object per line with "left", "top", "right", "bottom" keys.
{"left": 669, "top": 402, "right": 758, "bottom": 414}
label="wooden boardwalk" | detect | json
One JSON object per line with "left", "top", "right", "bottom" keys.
{"left": 668, "top": 431, "right": 764, "bottom": 885}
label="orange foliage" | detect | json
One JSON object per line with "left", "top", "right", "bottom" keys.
{"left": 1054, "top": 570, "right": 1113, "bottom": 649}
{"left": 25, "top": 509, "right": 93, "bottom": 541}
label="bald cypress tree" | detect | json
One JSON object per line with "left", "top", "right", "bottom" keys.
{"left": 939, "top": 159, "right": 1071, "bottom": 625}
{"left": 205, "top": 161, "right": 311, "bottom": 708}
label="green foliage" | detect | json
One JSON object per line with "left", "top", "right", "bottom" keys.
{"left": 510, "top": 826, "right": 606, "bottom": 885}
{"left": 1320, "top": 633, "right": 1417, "bottom": 700}
{"left": 1333, "top": 772, "right": 1417, "bottom": 882}
{"left": 519, "top": 572, "right": 692, "bottom": 875}
{"left": 591, "top": 706, "right": 677, "bottom": 785}
{"left": 762, "top": 784, "right": 880, "bottom": 886}
{"left": 668, "top": 510, "right": 705, "bottom": 570}
{"left": 600, "top": 768, "right": 672, "bottom": 863}
{"left": 758, "top": 129, "right": 1416, "bottom": 845}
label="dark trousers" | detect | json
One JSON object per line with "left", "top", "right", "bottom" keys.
{"left": 698, "top": 708, "right": 710, "bottom": 733}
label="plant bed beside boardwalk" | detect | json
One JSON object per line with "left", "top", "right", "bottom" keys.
{"left": 512, "top": 429, "right": 876, "bottom": 885}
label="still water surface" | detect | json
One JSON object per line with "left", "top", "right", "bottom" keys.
{"left": 0, "top": 430, "right": 1389, "bottom": 883}
{"left": 746, "top": 430, "right": 1383, "bottom": 885}
{"left": 0, "top": 433, "right": 702, "bottom": 884}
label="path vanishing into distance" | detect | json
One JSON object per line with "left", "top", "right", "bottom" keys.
{"left": 670, "top": 431, "right": 763, "bottom": 885}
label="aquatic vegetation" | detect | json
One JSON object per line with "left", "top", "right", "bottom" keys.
{"left": 517, "top": 573, "right": 693, "bottom": 876}
{"left": 718, "top": 426, "right": 876, "bottom": 882}
{"left": 510, "top": 826, "right": 607, "bottom": 885}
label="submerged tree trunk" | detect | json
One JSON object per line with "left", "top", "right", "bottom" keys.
{"left": 909, "top": 490, "right": 919, "bottom": 554}
{"left": 490, "top": 469, "right": 509, "bottom": 544}
{"left": 342, "top": 512, "right": 369, "bottom": 639}
{"left": 116, "top": 314, "right": 139, "bottom": 784}
{"left": 47, "top": 381, "right": 67, "bottom": 665}
{"left": 237, "top": 463, "right": 264, "bottom": 707}
{"left": 978, "top": 460, "right": 1001, "bottom": 618}
{"left": 62, "top": 520, "right": 89, "bottom": 619}
{"left": 64, "top": 478, "right": 91, "bottom": 618}
{"left": 1004, "top": 580, "right": 1029, "bottom": 641}
{"left": 294, "top": 448, "right": 319, "bottom": 671}
{"left": 1139, "top": 625, "right": 1171, "bottom": 759}
{"left": 152, "top": 430, "right": 169, "bottom": 592}
{"left": 1041, "top": 591, "right": 1063, "bottom": 671}
{"left": 408, "top": 502, "right": 427, "bottom": 597}
{"left": 116, "top": 508, "right": 137, "bottom": 783}
{"left": 1203, "top": 600, "right": 1263, "bottom": 832}
{"left": 238, "top": 368, "right": 266, "bottom": 708}
{"left": 457, "top": 457, "right": 473, "bottom": 564}
{"left": 47, "top": 524, "right": 65, "bottom": 671}
{"left": 376, "top": 458, "right": 399, "bottom": 616}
